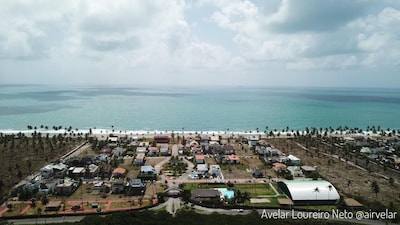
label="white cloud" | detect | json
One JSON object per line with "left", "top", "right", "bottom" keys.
{"left": 0, "top": 0, "right": 399, "bottom": 87}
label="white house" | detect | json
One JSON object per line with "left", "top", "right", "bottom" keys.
{"left": 197, "top": 164, "right": 208, "bottom": 175}
{"left": 288, "top": 155, "right": 301, "bottom": 165}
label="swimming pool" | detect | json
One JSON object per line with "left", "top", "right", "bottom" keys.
{"left": 215, "top": 188, "right": 235, "bottom": 199}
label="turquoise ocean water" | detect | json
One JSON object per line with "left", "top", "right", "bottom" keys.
{"left": 0, "top": 85, "right": 399, "bottom": 132}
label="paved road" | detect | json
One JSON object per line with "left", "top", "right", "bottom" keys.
{"left": 165, "top": 198, "right": 181, "bottom": 216}
{"left": 7, "top": 215, "right": 86, "bottom": 225}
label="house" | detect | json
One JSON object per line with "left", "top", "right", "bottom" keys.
{"left": 192, "top": 145, "right": 203, "bottom": 154}
{"left": 154, "top": 135, "right": 170, "bottom": 144}
{"left": 287, "top": 166, "right": 303, "bottom": 178}
{"left": 40, "top": 163, "right": 67, "bottom": 179}
{"left": 147, "top": 146, "right": 158, "bottom": 156}
{"left": 136, "top": 147, "right": 147, "bottom": 154}
{"left": 210, "top": 143, "right": 222, "bottom": 155}
{"left": 210, "top": 135, "right": 220, "bottom": 144}
{"left": 93, "top": 181, "right": 105, "bottom": 190}
{"left": 111, "top": 179, "right": 125, "bottom": 194}
{"left": 140, "top": 165, "right": 156, "bottom": 175}
{"left": 301, "top": 166, "right": 317, "bottom": 176}
{"left": 226, "top": 155, "right": 240, "bottom": 164}
{"left": 197, "top": 164, "right": 208, "bottom": 175}
{"left": 195, "top": 154, "right": 205, "bottom": 164}
{"left": 39, "top": 180, "right": 58, "bottom": 195}
{"left": 108, "top": 136, "right": 118, "bottom": 144}
{"left": 24, "top": 175, "right": 41, "bottom": 192}
{"left": 112, "top": 167, "right": 127, "bottom": 179}
{"left": 134, "top": 153, "right": 146, "bottom": 165}
{"left": 86, "top": 164, "right": 99, "bottom": 178}
{"left": 209, "top": 165, "right": 222, "bottom": 179}
{"left": 190, "top": 189, "right": 221, "bottom": 203}
{"left": 96, "top": 153, "right": 109, "bottom": 163}
{"left": 159, "top": 146, "right": 170, "bottom": 156}
{"left": 40, "top": 165, "right": 54, "bottom": 179}
{"left": 69, "top": 167, "right": 85, "bottom": 179}
{"left": 55, "top": 178, "right": 77, "bottom": 196}
{"left": 287, "top": 155, "right": 301, "bottom": 165}
{"left": 248, "top": 135, "right": 259, "bottom": 147}
{"left": 102, "top": 148, "right": 113, "bottom": 155}
{"left": 113, "top": 147, "right": 126, "bottom": 157}
{"left": 126, "top": 179, "right": 146, "bottom": 196}
{"left": 277, "top": 156, "right": 288, "bottom": 163}
{"left": 273, "top": 162, "right": 287, "bottom": 173}
{"left": 255, "top": 146, "right": 268, "bottom": 156}
{"left": 223, "top": 144, "right": 234, "bottom": 155}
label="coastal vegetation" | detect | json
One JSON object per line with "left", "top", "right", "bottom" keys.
{"left": 0, "top": 125, "right": 87, "bottom": 203}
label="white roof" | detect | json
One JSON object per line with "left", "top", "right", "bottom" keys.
{"left": 197, "top": 164, "right": 208, "bottom": 171}
{"left": 280, "top": 180, "right": 340, "bottom": 201}
{"left": 136, "top": 147, "right": 147, "bottom": 153}
{"left": 288, "top": 154, "right": 300, "bottom": 161}
{"left": 141, "top": 165, "right": 155, "bottom": 172}
{"left": 109, "top": 137, "right": 118, "bottom": 142}
{"left": 72, "top": 167, "right": 85, "bottom": 174}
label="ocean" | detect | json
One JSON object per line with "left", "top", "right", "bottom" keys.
{"left": 0, "top": 85, "right": 400, "bottom": 133}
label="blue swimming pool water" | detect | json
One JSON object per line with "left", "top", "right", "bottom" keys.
{"left": 216, "top": 188, "right": 235, "bottom": 199}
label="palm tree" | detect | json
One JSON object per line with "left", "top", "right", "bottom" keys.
{"left": 313, "top": 187, "right": 320, "bottom": 200}
{"left": 327, "top": 185, "right": 333, "bottom": 200}
{"left": 371, "top": 181, "right": 380, "bottom": 198}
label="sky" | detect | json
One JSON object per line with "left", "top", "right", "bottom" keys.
{"left": 0, "top": 0, "right": 399, "bottom": 88}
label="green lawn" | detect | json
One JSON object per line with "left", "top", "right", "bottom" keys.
{"left": 234, "top": 184, "right": 275, "bottom": 197}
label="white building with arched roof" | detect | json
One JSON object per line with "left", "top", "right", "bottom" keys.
{"left": 278, "top": 180, "right": 340, "bottom": 205}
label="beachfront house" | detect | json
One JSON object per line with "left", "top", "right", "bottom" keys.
{"left": 248, "top": 136, "right": 259, "bottom": 147}
{"left": 154, "top": 135, "right": 170, "bottom": 144}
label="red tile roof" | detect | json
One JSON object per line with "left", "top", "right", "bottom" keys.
{"left": 112, "top": 167, "right": 126, "bottom": 174}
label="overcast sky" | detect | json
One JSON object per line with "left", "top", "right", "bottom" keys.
{"left": 0, "top": 0, "right": 399, "bottom": 88}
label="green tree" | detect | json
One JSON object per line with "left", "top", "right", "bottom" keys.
{"left": 41, "top": 195, "right": 49, "bottom": 205}
{"left": 370, "top": 181, "right": 380, "bottom": 198}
